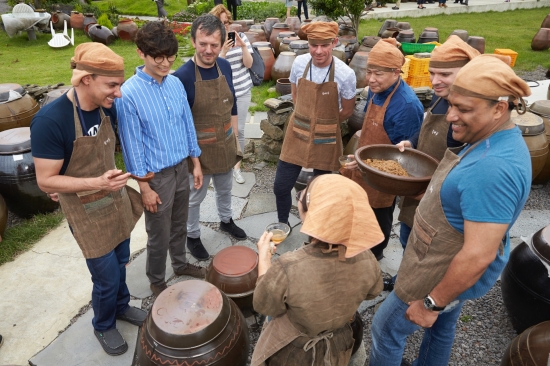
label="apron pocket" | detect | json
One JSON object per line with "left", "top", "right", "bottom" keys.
{"left": 77, "top": 190, "right": 116, "bottom": 222}
{"left": 292, "top": 112, "right": 311, "bottom": 142}
{"left": 196, "top": 126, "right": 217, "bottom": 145}
{"left": 410, "top": 211, "right": 437, "bottom": 261}
{"left": 223, "top": 121, "right": 234, "bottom": 142}
{"left": 314, "top": 118, "right": 338, "bottom": 145}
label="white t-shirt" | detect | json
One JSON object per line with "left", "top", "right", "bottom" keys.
{"left": 289, "top": 54, "right": 357, "bottom": 108}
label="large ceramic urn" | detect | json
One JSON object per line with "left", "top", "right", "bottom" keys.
{"left": 348, "top": 99, "right": 367, "bottom": 135}
{"left": 349, "top": 52, "right": 369, "bottom": 88}
{"left": 279, "top": 36, "right": 299, "bottom": 53}
{"left": 263, "top": 17, "right": 280, "bottom": 39}
{"left": 531, "top": 28, "right": 550, "bottom": 51}
{"left": 501, "top": 225, "right": 550, "bottom": 334}
{"left": 257, "top": 46, "right": 275, "bottom": 81}
{"left": 271, "top": 51, "right": 296, "bottom": 82}
{"left": 0, "top": 84, "right": 40, "bottom": 132}
{"left": 275, "top": 31, "right": 296, "bottom": 56}
{"left": 377, "top": 19, "right": 397, "bottom": 37}
{"left": 133, "top": 280, "right": 249, "bottom": 366}
{"left": 269, "top": 23, "right": 290, "bottom": 54}
{"left": 88, "top": 24, "right": 116, "bottom": 45}
{"left": 51, "top": 10, "right": 70, "bottom": 30}
{"left": 529, "top": 100, "right": 550, "bottom": 184}
{"left": 289, "top": 40, "right": 309, "bottom": 56}
{"left": 70, "top": 11, "right": 84, "bottom": 30}
{"left": 117, "top": 18, "right": 138, "bottom": 42}
{"left": 82, "top": 13, "right": 97, "bottom": 36}
{"left": 500, "top": 321, "right": 550, "bottom": 366}
{"left": 467, "top": 36, "right": 485, "bottom": 54}
{"left": 449, "top": 29, "right": 468, "bottom": 41}
{"left": 512, "top": 110, "right": 549, "bottom": 181}
{"left": 285, "top": 16, "right": 301, "bottom": 33}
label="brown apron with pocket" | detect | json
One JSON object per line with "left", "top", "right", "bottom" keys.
{"left": 188, "top": 61, "right": 241, "bottom": 176}
{"left": 398, "top": 97, "right": 451, "bottom": 227}
{"left": 57, "top": 90, "right": 143, "bottom": 259}
{"left": 339, "top": 79, "right": 401, "bottom": 208}
{"left": 279, "top": 59, "right": 342, "bottom": 172}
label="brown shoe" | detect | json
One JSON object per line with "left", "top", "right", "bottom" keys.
{"left": 174, "top": 263, "right": 206, "bottom": 279}
{"left": 150, "top": 282, "right": 167, "bottom": 297}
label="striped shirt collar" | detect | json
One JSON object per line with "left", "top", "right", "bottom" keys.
{"left": 134, "top": 65, "right": 167, "bottom": 85}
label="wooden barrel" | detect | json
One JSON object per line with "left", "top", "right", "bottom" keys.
{"left": 133, "top": 280, "right": 249, "bottom": 366}
{"left": 206, "top": 246, "right": 258, "bottom": 314}
{"left": 501, "top": 225, "right": 550, "bottom": 334}
{"left": 0, "top": 128, "right": 59, "bottom": 218}
{"left": 500, "top": 321, "right": 550, "bottom": 366}
{"left": 512, "top": 110, "right": 549, "bottom": 182}
{"left": 0, "top": 83, "right": 40, "bottom": 133}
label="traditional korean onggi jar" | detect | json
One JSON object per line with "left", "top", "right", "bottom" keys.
{"left": 511, "top": 110, "right": 549, "bottom": 181}
{"left": 500, "top": 321, "right": 550, "bottom": 366}
{"left": 133, "top": 280, "right": 249, "bottom": 366}
{"left": 289, "top": 40, "right": 309, "bottom": 56}
{"left": 70, "top": 11, "right": 84, "bottom": 30}
{"left": 279, "top": 36, "right": 299, "bottom": 53}
{"left": 271, "top": 51, "right": 296, "bottom": 81}
{"left": 0, "top": 83, "right": 40, "bottom": 132}
{"left": 348, "top": 51, "right": 369, "bottom": 88}
{"left": 269, "top": 23, "right": 290, "bottom": 54}
{"left": 257, "top": 46, "right": 275, "bottom": 81}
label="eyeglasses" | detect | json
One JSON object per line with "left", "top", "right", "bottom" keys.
{"left": 152, "top": 54, "right": 178, "bottom": 64}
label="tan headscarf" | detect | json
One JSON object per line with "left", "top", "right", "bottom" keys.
{"left": 429, "top": 35, "right": 480, "bottom": 68}
{"left": 366, "top": 38, "right": 405, "bottom": 71}
{"left": 300, "top": 174, "right": 384, "bottom": 258}
{"left": 303, "top": 21, "right": 339, "bottom": 45}
{"left": 451, "top": 54, "right": 531, "bottom": 113}
{"left": 70, "top": 43, "right": 125, "bottom": 86}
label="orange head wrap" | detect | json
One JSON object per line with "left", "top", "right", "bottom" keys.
{"left": 300, "top": 174, "right": 384, "bottom": 258}
{"left": 303, "top": 21, "right": 339, "bottom": 45}
{"left": 367, "top": 38, "right": 405, "bottom": 70}
{"left": 429, "top": 35, "right": 480, "bottom": 68}
{"left": 70, "top": 43, "right": 124, "bottom": 87}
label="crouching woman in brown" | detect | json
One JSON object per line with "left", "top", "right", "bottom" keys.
{"left": 251, "top": 174, "right": 385, "bottom": 366}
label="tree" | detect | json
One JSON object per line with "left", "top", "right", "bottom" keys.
{"left": 308, "top": 0, "right": 367, "bottom": 34}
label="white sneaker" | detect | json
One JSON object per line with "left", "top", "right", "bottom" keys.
{"left": 233, "top": 169, "right": 245, "bottom": 184}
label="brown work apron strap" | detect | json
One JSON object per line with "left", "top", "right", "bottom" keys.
{"left": 194, "top": 58, "right": 222, "bottom": 81}
{"left": 302, "top": 58, "right": 336, "bottom": 83}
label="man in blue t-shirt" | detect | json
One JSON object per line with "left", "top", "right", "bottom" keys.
{"left": 369, "top": 55, "right": 532, "bottom": 366}
{"left": 173, "top": 14, "right": 247, "bottom": 260}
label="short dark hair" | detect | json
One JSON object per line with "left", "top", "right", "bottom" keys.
{"left": 486, "top": 99, "right": 515, "bottom": 111}
{"left": 191, "top": 14, "right": 225, "bottom": 45}
{"left": 135, "top": 21, "right": 178, "bottom": 58}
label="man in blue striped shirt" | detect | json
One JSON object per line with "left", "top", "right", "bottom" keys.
{"left": 116, "top": 22, "right": 206, "bottom": 297}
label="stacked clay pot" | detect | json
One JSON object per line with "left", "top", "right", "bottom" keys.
{"left": 449, "top": 29, "right": 468, "bottom": 41}
{"left": 279, "top": 36, "right": 299, "bottom": 53}
{"left": 289, "top": 40, "right": 309, "bottom": 56}
{"left": 82, "top": 13, "right": 97, "bottom": 36}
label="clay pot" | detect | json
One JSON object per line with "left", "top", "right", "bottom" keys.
{"left": 340, "top": 35, "right": 359, "bottom": 64}
{"left": 276, "top": 78, "right": 292, "bottom": 96}
{"left": 229, "top": 23, "right": 243, "bottom": 33}
{"left": 396, "top": 22, "right": 411, "bottom": 30}
{"left": 279, "top": 36, "right": 299, "bottom": 53}
{"left": 332, "top": 41, "right": 346, "bottom": 63}
{"left": 467, "top": 36, "right": 485, "bottom": 54}
{"left": 501, "top": 321, "right": 550, "bottom": 366}
{"left": 512, "top": 110, "right": 549, "bottom": 181}
{"left": 111, "top": 26, "right": 118, "bottom": 38}
{"left": 349, "top": 52, "right": 369, "bottom": 88}
{"left": 0, "top": 84, "right": 40, "bottom": 132}
{"left": 531, "top": 28, "right": 550, "bottom": 51}
{"left": 244, "top": 31, "right": 260, "bottom": 44}
{"left": 269, "top": 23, "right": 290, "bottom": 52}
{"left": 501, "top": 224, "right": 550, "bottom": 334}
{"left": 253, "top": 41, "right": 272, "bottom": 50}
{"left": 348, "top": 98, "right": 368, "bottom": 133}
{"left": 88, "top": 24, "right": 116, "bottom": 45}
{"left": 418, "top": 30, "right": 438, "bottom": 44}
{"left": 70, "top": 11, "right": 84, "bottom": 30}
{"left": 362, "top": 36, "right": 381, "bottom": 48}
{"left": 377, "top": 19, "right": 398, "bottom": 37}
{"left": 249, "top": 28, "right": 267, "bottom": 42}
{"left": 339, "top": 24, "right": 356, "bottom": 37}
{"left": 532, "top": 116, "right": 550, "bottom": 184}
{"left": 51, "top": 11, "right": 71, "bottom": 30}
{"left": 40, "top": 87, "right": 70, "bottom": 107}
{"left": 82, "top": 13, "right": 97, "bottom": 35}
{"left": 133, "top": 280, "right": 249, "bottom": 366}
{"left": 297, "top": 23, "right": 308, "bottom": 40}
{"left": 84, "top": 22, "right": 97, "bottom": 38}
{"left": 396, "top": 30, "right": 415, "bottom": 44}
{"left": 117, "top": 18, "right": 138, "bottom": 42}
{"left": 271, "top": 51, "right": 296, "bottom": 81}
{"left": 449, "top": 29, "right": 468, "bottom": 41}
{"left": 264, "top": 17, "right": 280, "bottom": 39}
{"left": 285, "top": 16, "right": 301, "bottom": 33}
{"left": 289, "top": 40, "right": 309, "bottom": 56}
{"left": 275, "top": 31, "right": 295, "bottom": 56}
{"left": 257, "top": 46, "right": 275, "bottom": 81}
{"left": 381, "top": 27, "right": 399, "bottom": 39}
{"left": 541, "top": 14, "right": 550, "bottom": 29}
{"left": 233, "top": 20, "right": 248, "bottom": 32}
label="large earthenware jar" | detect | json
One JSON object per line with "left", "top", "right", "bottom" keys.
{"left": 257, "top": 46, "right": 275, "bottom": 81}
{"left": 206, "top": 246, "right": 258, "bottom": 313}
{"left": 362, "top": 35, "right": 381, "bottom": 48}
{"left": 264, "top": 17, "right": 280, "bottom": 39}
{"left": 531, "top": 28, "right": 550, "bottom": 51}
{"left": 40, "top": 87, "right": 70, "bottom": 107}
{"left": 70, "top": 11, "right": 84, "bottom": 30}
{"left": 396, "top": 21, "right": 411, "bottom": 30}
{"left": 229, "top": 23, "right": 243, "bottom": 33}
{"left": 348, "top": 99, "right": 367, "bottom": 134}
{"left": 338, "top": 24, "right": 356, "bottom": 37}
{"left": 117, "top": 18, "right": 138, "bottom": 42}
{"left": 0, "top": 128, "right": 60, "bottom": 218}
{"left": 381, "top": 27, "right": 399, "bottom": 39}
{"left": 82, "top": 13, "right": 97, "bottom": 34}
{"left": 418, "top": 30, "right": 438, "bottom": 44}
{"left": 275, "top": 78, "right": 292, "bottom": 96}
{"left": 377, "top": 19, "right": 397, "bottom": 37}
{"left": 541, "top": 14, "right": 550, "bottom": 29}
{"left": 449, "top": 29, "right": 468, "bottom": 41}
{"left": 467, "top": 36, "right": 485, "bottom": 54}
{"left": 88, "top": 24, "right": 116, "bottom": 45}
{"left": 133, "top": 280, "right": 249, "bottom": 366}
{"left": 289, "top": 40, "right": 309, "bottom": 56}
{"left": 0, "top": 195, "right": 6, "bottom": 237}
{"left": 332, "top": 41, "right": 346, "bottom": 63}
{"left": 339, "top": 35, "right": 358, "bottom": 64}
{"left": 0, "top": 84, "right": 40, "bottom": 132}
{"left": 349, "top": 52, "right": 369, "bottom": 88}
{"left": 396, "top": 30, "right": 415, "bottom": 44}
{"left": 423, "top": 27, "right": 439, "bottom": 40}
{"left": 51, "top": 10, "right": 70, "bottom": 30}
{"left": 530, "top": 100, "right": 550, "bottom": 184}
{"left": 269, "top": 23, "right": 290, "bottom": 53}
{"left": 253, "top": 41, "right": 272, "bottom": 50}
{"left": 501, "top": 321, "right": 550, "bottom": 366}
{"left": 249, "top": 27, "right": 267, "bottom": 42}
{"left": 279, "top": 36, "right": 299, "bottom": 53}
{"left": 233, "top": 20, "right": 248, "bottom": 32}
{"left": 275, "top": 31, "right": 295, "bottom": 56}
{"left": 285, "top": 16, "right": 301, "bottom": 33}
{"left": 297, "top": 23, "right": 308, "bottom": 40}
{"left": 501, "top": 225, "right": 550, "bottom": 334}
{"left": 512, "top": 110, "right": 548, "bottom": 181}
{"left": 271, "top": 51, "right": 296, "bottom": 81}
{"left": 244, "top": 31, "right": 259, "bottom": 44}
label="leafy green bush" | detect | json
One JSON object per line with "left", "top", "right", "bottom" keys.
{"left": 185, "top": 0, "right": 215, "bottom": 15}
{"left": 97, "top": 13, "right": 113, "bottom": 28}
{"left": 309, "top": 0, "right": 364, "bottom": 32}
{"left": 238, "top": 1, "right": 296, "bottom": 21}
{"left": 172, "top": 9, "right": 199, "bottom": 22}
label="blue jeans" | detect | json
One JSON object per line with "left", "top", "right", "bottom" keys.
{"left": 369, "top": 291, "right": 464, "bottom": 366}
{"left": 85, "top": 239, "right": 131, "bottom": 331}
{"left": 399, "top": 223, "right": 412, "bottom": 250}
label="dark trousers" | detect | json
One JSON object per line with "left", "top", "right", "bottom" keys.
{"left": 297, "top": 1, "right": 308, "bottom": 20}
{"left": 227, "top": 0, "right": 237, "bottom": 20}
{"left": 274, "top": 160, "right": 331, "bottom": 224}
{"left": 370, "top": 198, "right": 396, "bottom": 259}
{"left": 86, "top": 238, "right": 131, "bottom": 331}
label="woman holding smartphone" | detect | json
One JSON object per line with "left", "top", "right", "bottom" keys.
{"left": 210, "top": 5, "right": 254, "bottom": 184}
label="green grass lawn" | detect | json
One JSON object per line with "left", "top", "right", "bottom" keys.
{"left": 358, "top": 7, "right": 550, "bottom": 71}
{"left": 94, "top": 0, "right": 189, "bottom": 17}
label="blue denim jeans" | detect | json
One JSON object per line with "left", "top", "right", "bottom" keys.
{"left": 369, "top": 291, "right": 464, "bottom": 366}
{"left": 399, "top": 223, "right": 412, "bottom": 250}
{"left": 85, "top": 238, "right": 131, "bottom": 331}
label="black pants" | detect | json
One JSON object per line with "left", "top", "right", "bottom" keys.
{"left": 370, "top": 198, "right": 396, "bottom": 259}
{"left": 297, "top": 1, "right": 308, "bottom": 20}
{"left": 226, "top": 0, "right": 237, "bottom": 20}
{"left": 273, "top": 160, "right": 331, "bottom": 224}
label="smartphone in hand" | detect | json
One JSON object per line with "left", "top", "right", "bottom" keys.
{"left": 228, "top": 31, "right": 236, "bottom": 44}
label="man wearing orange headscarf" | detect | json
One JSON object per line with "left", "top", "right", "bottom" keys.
{"left": 341, "top": 38, "right": 423, "bottom": 261}
{"left": 369, "top": 55, "right": 532, "bottom": 366}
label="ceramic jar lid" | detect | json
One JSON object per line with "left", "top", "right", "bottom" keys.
{"left": 0, "top": 127, "right": 31, "bottom": 155}
{"left": 282, "top": 36, "right": 300, "bottom": 44}
{"left": 529, "top": 100, "right": 550, "bottom": 117}
{"left": 273, "top": 23, "right": 290, "bottom": 29}
{"left": 0, "top": 83, "right": 26, "bottom": 103}
{"left": 213, "top": 246, "right": 258, "bottom": 276}
{"left": 289, "top": 40, "right": 309, "bottom": 49}
{"left": 512, "top": 110, "right": 545, "bottom": 135}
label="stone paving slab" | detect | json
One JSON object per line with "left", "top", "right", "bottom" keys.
{"left": 509, "top": 209, "right": 549, "bottom": 240}
{"left": 244, "top": 121, "right": 263, "bottom": 139}
{"left": 250, "top": 111, "right": 267, "bottom": 124}
{"left": 231, "top": 172, "right": 256, "bottom": 198}
{"left": 29, "top": 300, "right": 142, "bottom": 366}
{"left": 199, "top": 189, "right": 247, "bottom": 222}
{"left": 242, "top": 192, "right": 277, "bottom": 218}
{"left": 236, "top": 211, "right": 301, "bottom": 240}
{"left": 273, "top": 223, "right": 309, "bottom": 255}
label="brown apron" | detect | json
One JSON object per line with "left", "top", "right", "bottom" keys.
{"left": 58, "top": 89, "right": 143, "bottom": 259}
{"left": 340, "top": 79, "right": 401, "bottom": 208}
{"left": 398, "top": 97, "right": 452, "bottom": 227}
{"left": 394, "top": 121, "right": 511, "bottom": 303}
{"left": 189, "top": 60, "right": 241, "bottom": 175}
{"left": 279, "top": 59, "right": 342, "bottom": 172}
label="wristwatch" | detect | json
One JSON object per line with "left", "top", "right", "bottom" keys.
{"left": 423, "top": 294, "right": 446, "bottom": 311}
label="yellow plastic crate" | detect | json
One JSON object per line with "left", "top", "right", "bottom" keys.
{"left": 494, "top": 48, "right": 518, "bottom": 67}
{"left": 401, "top": 58, "right": 411, "bottom": 80}
{"left": 407, "top": 75, "right": 432, "bottom": 88}
{"left": 406, "top": 55, "right": 430, "bottom": 77}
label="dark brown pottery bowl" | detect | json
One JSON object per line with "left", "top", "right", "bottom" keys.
{"left": 275, "top": 78, "right": 292, "bottom": 96}
{"left": 355, "top": 144, "right": 440, "bottom": 196}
